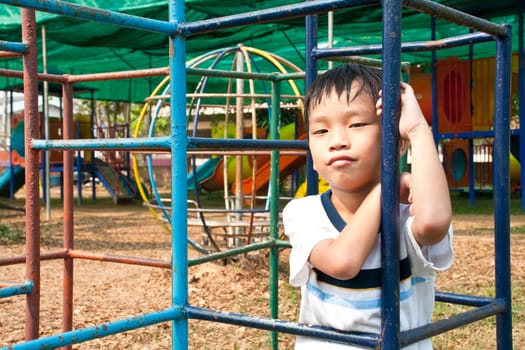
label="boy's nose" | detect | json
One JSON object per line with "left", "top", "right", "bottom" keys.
{"left": 329, "top": 130, "right": 349, "bottom": 150}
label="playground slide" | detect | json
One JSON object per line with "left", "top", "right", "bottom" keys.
{"left": 187, "top": 157, "right": 222, "bottom": 191}
{"left": 0, "top": 166, "right": 25, "bottom": 198}
{"left": 233, "top": 133, "right": 307, "bottom": 196}
{"left": 234, "top": 153, "right": 305, "bottom": 196}
{"left": 187, "top": 130, "right": 306, "bottom": 194}
{"left": 187, "top": 152, "right": 304, "bottom": 195}
{"left": 92, "top": 158, "right": 137, "bottom": 202}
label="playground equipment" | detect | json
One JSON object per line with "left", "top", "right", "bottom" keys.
{"left": 0, "top": 1, "right": 516, "bottom": 350}
{"left": 0, "top": 107, "right": 140, "bottom": 204}
{"left": 410, "top": 54, "right": 523, "bottom": 195}
{"left": 131, "top": 45, "right": 306, "bottom": 250}
{"left": 0, "top": 116, "right": 25, "bottom": 198}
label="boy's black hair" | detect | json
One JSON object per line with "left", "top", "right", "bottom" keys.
{"left": 304, "top": 63, "right": 382, "bottom": 121}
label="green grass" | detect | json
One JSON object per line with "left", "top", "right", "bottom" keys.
{"left": 0, "top": 223, "right": 23, "bottom": 244}
{"left": 450, "top": 190, "right": 524, "bottom": 215}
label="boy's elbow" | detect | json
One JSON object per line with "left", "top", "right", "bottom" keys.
{"left": 324, "top": 254, "right": 363, "bottom": 280}
{"left": 413, "top": 212, "right": 452, "bottom": 246}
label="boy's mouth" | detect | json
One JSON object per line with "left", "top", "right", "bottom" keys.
{"left": 328, "top": 155, "right": 355, "bottom": 166}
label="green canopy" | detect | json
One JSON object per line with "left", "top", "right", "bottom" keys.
{"left": 0, "top": 0, "right": 522, "bottom": 103}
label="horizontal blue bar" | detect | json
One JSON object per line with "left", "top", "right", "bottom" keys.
{"left": 438, "top": 130, "right": 495, "bottom": 139}
{"left": 314, "top": 32, "right": 494, "bottom": 58}
{"left": 180, "top": 0, "right": 377, "bottom": 36}
{"left": 0, "top": 40, "right": 27, "bottom": 54}
{"left": 0, "top": 307, "right": 182, "bottom": 350}
{"left": 401, "top": 299, "right": 506, "bottom": 347}
{"left": 0, "top": 280, "right": 33, "bottom": 298}
{"left": 0, "top": 0, "right": 175, "bottom": 35}
{"left": 31, "top": 137, "right": 307, "bottom": 152}
{"left": 403, "top": 0, "right": 508, "bottom": 37}
{"left": 188, "top": 137, "right": 307, "bottom": 150}
{"left": 31, "top": 137, "right": 171, "bottom": 151}
{"left": 442, "top": 127, "right": 520, "bottom": 139}
{"left": 435, "top": 291, "right": 496, "bottom": 307}
{"left": 185, "top": 305, "right": 379, "bottom": 348}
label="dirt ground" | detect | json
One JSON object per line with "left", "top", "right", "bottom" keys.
{"left": 1, "top": 197, "right": 524, "bottom": 349}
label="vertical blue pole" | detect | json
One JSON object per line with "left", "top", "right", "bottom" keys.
{"left": 170, "top": 1, "right": 188, "bottom": 349}
{"left": 518, "top": 0, "right": 525, "bottom": 211}
{"left": 493, "top": 24, "right": 513, "bottom": 350}
{"left": 468, "top": 138, "right": 475, "bottom": 202}
{"left": 305, "top": 0, "right": 318, "bottom": 196}
{"left": 468, "top": 32, "right": 476, "bottom": 205}
{"left": 430, "top": 17, "right": 438, "bottom": 143}
{"left": 381, "top": 1, "right": 402, "bottom": 349}
{"left": 269, "top": 80, "right": 281, "bottom": 349}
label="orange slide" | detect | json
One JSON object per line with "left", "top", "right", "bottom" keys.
{"left": 233, "top": 134, "right": 306, "bottom": 196}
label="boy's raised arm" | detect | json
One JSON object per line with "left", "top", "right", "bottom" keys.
{"left": 400, "top": 83, "right": 452, "bottom": 245}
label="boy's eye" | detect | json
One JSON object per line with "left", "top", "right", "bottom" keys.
{"left": 349, "top": 122, "right": 367, "bottom": 128}
{"left": 312, "top": 129, "right": 328, "bottom": 135}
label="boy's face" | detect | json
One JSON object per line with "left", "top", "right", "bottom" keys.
{"left": 308, "top": 83, "right": 381, "bottom": 194}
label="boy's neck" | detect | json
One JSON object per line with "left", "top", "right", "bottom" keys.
{"left": 329, "top": 186, "right": 373, "bottom": 221}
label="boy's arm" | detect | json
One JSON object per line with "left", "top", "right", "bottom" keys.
{"left": 308, "top": 184, "right": 381, "bottom": 280}
{"left": 400, "top": 84, "right": 452, "bottom": 246}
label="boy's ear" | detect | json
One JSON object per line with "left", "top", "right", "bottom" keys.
{"left": 399, "top": 139, "right": 409, "bottom": 156}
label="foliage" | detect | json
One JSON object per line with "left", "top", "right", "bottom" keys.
{"left": 0, "top": 223, "right": 23, "bottom": 244}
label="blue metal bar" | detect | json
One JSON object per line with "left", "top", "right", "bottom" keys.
{"left": 402, "top": 0, "right": 508, "bottom": 37}
{"left": 180, "top": 0, "right": 378, "bottom": 36}
{"left": 185, "top": 305, "right": 379, "bottom": 348}
{"left": 313, "top": 32, "right": 495, "bottom": 59}
{"left": 519, "top": 0, "right": 525, "bottom": 212}
{"left": 468, "top": 37, "right": 476, "bottom": 205}
{"left": 0, "top": 307, "right": 182, "bottom": 350}
{"left": 170, "top": 0, "right": 188, "bottom": 349}
{"left": 493, "top": 24, "right": 513, "bottom": 350}
{"left": 439, "top": 128, "right": 522, "bottom": 139}
{"left": 0, "top": 40, "right": 27, "bottom": 54}
{"left": 435, "top": 291, "right": 496, "bottom": 307}
{"left": 31, "top": 137, "right": 171, "bottom": 150}
{"left": 438, "top": 130, "right": 496, "bottom": 139}
{"left": 304, "top": 3, "right": 318, "bottom": 196}
{"left": 381, "top": 1, "right": 402, "bottom": 349}
{"left": 32, "top": 137, "right": 306, "bottom": 152}
{"left": 188, "top": 137, "right": 307, "bottom": 150}
{"left": 430, "top": 17, "right": 438, "bottom": 144}
{"left": 468, "top": 138, "right": 475, "bottom": 205}
{"left": 0, "top": 280, "right": 33, "bottom": 298}
{"left": 0, "top": 0, "right": 174, "bottom": 35}
{"left": 401, "top": 300, "right": 507, "bottom": 347}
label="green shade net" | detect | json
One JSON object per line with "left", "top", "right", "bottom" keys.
{"left": 0, "top": 0, "right": 522, "bottom": 103}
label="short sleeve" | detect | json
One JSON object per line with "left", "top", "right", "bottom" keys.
{"left": 283, "top": 197, "right": 334, "bottom": 287}
{"left": 401, "top": 206, "right": 454, "bottom": 275}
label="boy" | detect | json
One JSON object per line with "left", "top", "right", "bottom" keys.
{"left": 283, "top": 63, "right": 454, "bottom": 349}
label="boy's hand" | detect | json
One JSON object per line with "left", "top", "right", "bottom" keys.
{"left": 398, "top": 83, "right": 429, "bottom": 140}
{"left": 375, "top": 83, "right": 430, "bottom": 140}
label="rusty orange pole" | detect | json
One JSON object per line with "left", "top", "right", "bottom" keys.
{"left": 21, "top": 7, "right": 41, "bottom": 341}
{"left": 62, "top": 81, "right": 75, "bottom": 349}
